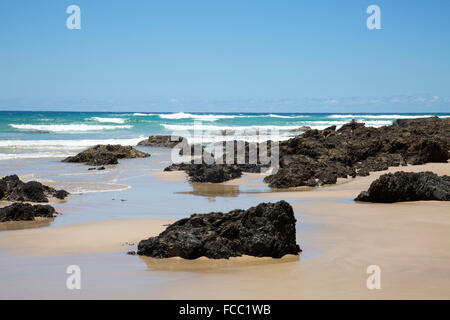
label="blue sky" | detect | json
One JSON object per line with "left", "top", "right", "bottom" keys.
{"left": 0, "top": 0, "right": 449, "bottom": 112}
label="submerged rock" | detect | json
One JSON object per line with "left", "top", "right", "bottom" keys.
{"left": 0, "top": 175, "right": 69, "bottom": 202}
{"left": 0, "top": 203, "right": 57, "bottom": 222}
{"left": 137, "top": 135, "right": 187, "bottom": 148}
{"left": 62, "top": 144, "right": 150, "bottom": 165}
{"left": 137, "top": 201, "right": 301, "bottom": 259}
{"left": 355, "top": 171, "right": 450, "bottom": 203}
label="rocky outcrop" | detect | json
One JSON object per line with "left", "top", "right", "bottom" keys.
{"left": 161, "top": 117, "right": 449, "bottom": 186}
{"left": 62, "top": 144, "right": 150, "bottom": 165}
{"left": 137, "top": 135, "right": 187, "bottom": 148}
{"left": 137, "top": 201, "right": 301, "bottom": 259}
{"left": 164, "top": 140, "right": 272, "bottom": 182}
{"left": 0, "top": 175, "right": 69, "bottom": 202}
{"left": 166, "top": 163, "right": 242, "bottom": 183}
{"left": 355, "top": 171, "right": 450, "bottom": 203}
{"left": 0, "top": 203, "right": 57, "bottom": 222}
{"left": 263, "top": 117, "right": 449, "bottom": 188}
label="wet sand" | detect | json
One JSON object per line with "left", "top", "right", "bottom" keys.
{"left": 0, "top": 219, "right": 171, "bottom": 256}
{"left": 150, "top": 170, "right": 188, "bottom": 182}
{"left": 0, "top": 158, "right": 449, "bottom": 299}
{"left": 153, "top": 200, "right": 450, "bottom": 299}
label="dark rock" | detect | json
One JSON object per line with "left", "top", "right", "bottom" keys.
{"left": 405, "top": 138, "right": 449, "bottom": 165}
{"left": 264, "top": 117, "right": 450, "bottom": 188}
{"left": 165, "top": 162, "right": 242, "bottom": 183}
{"left": 137, "top": 135, "right": 187, "bottom": 148}
{"left": 0, "top": 175, "right": 69, "bottom": 202}
{"left": 163, "top": 117, "right": 450, "bottom": 187}
{"left": 137, "top": 201, "right": 301, "bottom": 259}
{"left": 54, "top": 189, "right": 70, "bottom": 200}
{"left": 186, "top": 164, "right": 242, "bottom": 183}
{"left": 164, "top": 140, "right": 272, "bottom": 183}
{"left": 0, "top": 202, "right": 57, "bottom": 222}
{"left": 62, "top": 144, "right": 150, "bottom": 166}
{"left": 336, "top": 121, "right": 366, "bottom": 134}
{"left": 355, "top": 171, "right": 450, "bottom": 203}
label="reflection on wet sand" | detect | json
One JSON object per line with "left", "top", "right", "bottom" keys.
{"left": 180, "top": 182, "right": 241, "bottom": 199}
{"left": 140, "top": 254, "right": 300, "bottom": 272}
{"left": 176, "top": 182, "right": 273, "bottom": 200}
{"left": 0, "top": 217, "right": 53, "bottom": 231}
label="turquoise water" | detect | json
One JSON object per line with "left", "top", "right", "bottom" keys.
{"left": 0, "top": 111, "right": 449, "bottom": 160}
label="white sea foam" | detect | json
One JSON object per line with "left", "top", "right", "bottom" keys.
{"left": 161, "top": 120, "right": 392, "bottom": 132}
{"left": 133, "top": 113, "right": 158, "bottom": 116}
{"left": 268, "top": 114, "right": 309, "bottom": 119}
{"left": 158, "top": 112, "right": 243, "bottom": 121}
{"left": 161, "top": 124, "right": 304, "bottom": 131}
{"left": 187, "top": 134, "right": 295, "bottom": 144}
{"left": 158, "top": 112, "right": 312, "bottom": 121}
{"left": 0, "top": 136, "right": 148, "bottom": 160}
{"left": 9, "top": 124, "right": 132, "bottom": 132}
{"left": 90, "top": 117, "right": 126, "bottom": 124}
{"left": 0, "top": 136, "right": 146, "bottom": 150}
{"left": 0, "top": 152, "right": 75, "bottom": 161}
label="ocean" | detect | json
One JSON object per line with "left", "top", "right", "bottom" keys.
{"left": 0, "top": 111, "right": 449, "bottom": 161}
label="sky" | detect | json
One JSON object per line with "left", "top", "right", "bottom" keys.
{"left": 0, "top": 0, "right": 449, "bottom": 112}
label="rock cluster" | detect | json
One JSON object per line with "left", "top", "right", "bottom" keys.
{"left": 165, "top": 162, "right": 242, "bottom": 183}
{"left": 164, "top": 141, "right": 272, "bottom": 183}
{"left": 0, "top": 203, "right": 57, "bottom": 222}
{"left": 62, "top": 144, "right": 150, "bottom": 165}
{"left": 355, "top": 171, "right": 450, "bottom": 203}
{"left": 0, "top": 175, "right": 69, "bottom": 202}
{"left": 137, "top": 200, "right": 301, "bottom": 259}
{"left": 159, "top": 117, "right": 449, "bottom": 186}
{"left": 264, "top": 117, "right": 449, "bottom": 188}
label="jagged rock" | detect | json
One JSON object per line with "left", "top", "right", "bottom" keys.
{"left": 137, "top": 201, "right": 301, "bottom": 259}
{"left": 165, "top": 163, "right": 242, "bottom": 183}
{"left": 0, "top": 203, "right": 57, "bottom": 222}
{"left": 164, "top": 140, "right": 272, "bottom": 183}
{"left": 62, "top": 144, "right": 150, "bottom": 165}
{"left": 0, "top": 175, "right": 69, "bottom": 202}
{"left": 161, "top": 118, "right": 449, "bottom": 186}
{"left": 137, "top": 135, "right": 187, "bottom": 148}
{"left": 263, "top": 117, "right": 450, "bottom": 188}
{"left": 355, "top": 171, "right": 450, "bottom": 203}
{"left": 336, "top": 121, "right": 366, "bottom": 134}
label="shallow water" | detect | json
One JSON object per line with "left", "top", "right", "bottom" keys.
{"left": 0, "top": 147, "right": 275, "bottom": 227}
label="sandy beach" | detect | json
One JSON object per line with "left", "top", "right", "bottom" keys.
{"left": 1, "top": 160, "right": 449, "bottom": 299}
